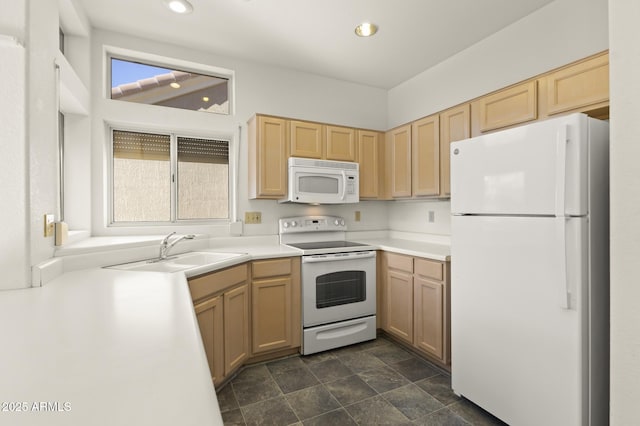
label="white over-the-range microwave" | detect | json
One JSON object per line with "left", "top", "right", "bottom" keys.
{"left": 279, "top": 157, "right": 359, "bottom": 204}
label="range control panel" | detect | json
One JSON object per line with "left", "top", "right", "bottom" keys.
{"left": 279, "top": 215, "right": 346, "bottom": 234}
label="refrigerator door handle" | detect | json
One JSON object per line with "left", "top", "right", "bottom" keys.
{"left": 556, "top": 217, "right": 571, "bottom": 309}
{"left": 554, "top": 125, "right": 568, "bottom": 218}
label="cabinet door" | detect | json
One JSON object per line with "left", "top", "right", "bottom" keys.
{"left": 194, "top": 296, "right": 224, "bottom": 385}
{"left": 290, "top": 120, "right": 323, "bottom": 159}
{"left": 412, "top": 115, "right": 440, "bottom": 197}
{"left": 385, "top": 269, "right": 414, "bottom": 344}
{"left": 357, "top": 130, "right": 382, "bottom": 199}
{"left": 440, "top": 104, "right": 470, "bottom": 196}
{"left": 325, "top": 125, "right": 356, "bottom": 161}
{"left": 414, "top": 277, "right": 444, "bottom": 360}
{"left": 224, "top": 284, "right": 249, "bottom": 376}
{"left": 475, "top": 81, "right": 537, "bottom": 133}
{"left": 545, "top": 52, "right": 609, "bottom": 116}
{"left": 248, "top": 115, "right": 288, "bottom": 199}
{"left": 386, "top": 125, "right": 412, "bottom": 198}
{"left": 252, "top": 277, "right": 293, "bottom": 354}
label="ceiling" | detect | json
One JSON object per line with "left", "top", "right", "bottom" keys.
{"left": 77, "top": 0, "right": 555, "bottom": 89}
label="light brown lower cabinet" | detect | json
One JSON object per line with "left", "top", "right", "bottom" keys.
{"left": 382, "top": 252, "right": 451, "bottom": 366}
{"left": 189, "top": 263, "right": 249, "bottom": 386}
{"left": 251, "top": 257, "right": 301, "bottom": 356}
{"left": 194, "top": 296, "right": 224, "bottom": 385}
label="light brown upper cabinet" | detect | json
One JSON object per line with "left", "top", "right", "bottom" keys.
{"left": 325, "top": 125, "right": 356, "bottom": 161}
{"left": 357, "top": 130, "right": 385, "bottom": 199}
{"left": 440, "top": 104, "right": 470, "bottom": 197}
{"left": 386, "top": 125, "right": 412, "bottom": 198}
{"left": 412, "top": 114, "right": 440, "bottom": 197}
{"left": 471, "top": 81, "right": 538, "bottom": 135}
{"left": 248, "top": 115, "right": 289, "bottom": 199}
{"left": 290, "top": 120, "right": 323, "bottom": 159}
{"left": 542, "top": 52, "right": 609, "bottom": 117}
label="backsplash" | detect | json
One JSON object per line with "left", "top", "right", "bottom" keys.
{"left": 388, "top": 200, "right": 451, "bottom": 236}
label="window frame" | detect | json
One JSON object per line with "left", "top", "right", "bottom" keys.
{"left": 107, "top": 125, "right": 235, "bottom": 227}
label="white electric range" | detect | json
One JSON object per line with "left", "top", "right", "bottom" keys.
{"left": 279, "top": 215, "right": 377, "bottom": 355}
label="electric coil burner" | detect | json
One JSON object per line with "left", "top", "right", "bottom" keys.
{"left": 279, "top": 215, "right": 377, "bottom": 355}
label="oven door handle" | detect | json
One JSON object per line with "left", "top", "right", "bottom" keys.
{"left": 302, "top": 251, "right": 376, "bottom": 263}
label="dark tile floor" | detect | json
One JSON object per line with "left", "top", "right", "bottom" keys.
{"left": 217, "top": 336, "right": 507, "bottom": 425}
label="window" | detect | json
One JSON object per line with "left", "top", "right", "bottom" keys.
{"left": 110, "top": 58, "right": 229, "bottom": 114}
{"left": 111, "top": 129, "right": 230, "bottom": 224}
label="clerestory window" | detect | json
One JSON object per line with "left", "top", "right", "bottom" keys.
{"left": 110, "top": 57, "right": 230, "bottom": 114}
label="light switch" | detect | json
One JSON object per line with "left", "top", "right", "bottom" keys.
{"left": 244, "top": 211, "right": 262, "bottom": 224}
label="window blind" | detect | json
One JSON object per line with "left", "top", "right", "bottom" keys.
{"left": 113, "top": 130, "right": 170, "bottom": 161}
{"left": 177, "top": 136, "right": 229, "bottom": 164}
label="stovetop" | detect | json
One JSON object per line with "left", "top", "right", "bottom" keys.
{"left": 278, "top": 215, "right": 377, "bottom": 255}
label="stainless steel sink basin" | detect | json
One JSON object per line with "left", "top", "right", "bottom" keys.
{"left": 105, "top": 251, "right": 248, "bottom": 275}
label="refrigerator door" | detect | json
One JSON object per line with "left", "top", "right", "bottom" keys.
{"left": 451, "top": 215, "right": 588, "bottom": 426}
{"left": 450, "top": 113, "right": 588, "bottom": 216}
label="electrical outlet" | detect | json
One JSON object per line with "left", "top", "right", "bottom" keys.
{"left": 44, "top": 214, "right": 55, "bottom": 237}
{"left": 355, "top": 211, "right": 361, "bottom": 222}
{"left": 428, "top": 210, "right": 435, "bottom": 223}
{"left": 244, "top": 211, "right": 262, "bottom": 224}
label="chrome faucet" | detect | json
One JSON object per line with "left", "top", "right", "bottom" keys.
{"left": 158, "top": 232, "right": 196, "bottom": 260}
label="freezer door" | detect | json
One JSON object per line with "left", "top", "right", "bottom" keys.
{"left": 451, "top": 215, "right": 588, "bottom": 426}
{"left": 450, "top": 113, "right": 588, "bottom": 216}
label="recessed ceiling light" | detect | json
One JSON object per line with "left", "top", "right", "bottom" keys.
{"left": 164, "top": 0, "right": 193, "bottom": 14}
{"left": 202, "top": 96, "right": 210, "bottom": 102}
{"left": 170, "top": 82, "right": 181, "bottom": 89}
{"left": 355, "top": 22, "right": 378, "bottom": 37}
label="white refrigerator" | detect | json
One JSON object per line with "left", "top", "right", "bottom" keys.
{"left": 450, "top": 113, "right": 609, "bottom": 426}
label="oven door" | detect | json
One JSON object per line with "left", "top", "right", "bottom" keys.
{"left": 301, "top": 251, "right": 376, "bottom": 327}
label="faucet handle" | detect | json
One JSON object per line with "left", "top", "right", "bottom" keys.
{"left": 185, "top": 234, "right": 196, "bottom": 239}
{"left": 161, "top": 231, "right": 177, "bottom": 244}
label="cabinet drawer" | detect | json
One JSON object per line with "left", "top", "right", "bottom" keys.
{"left": 188, "top": 263, "right": 248, "bottom": 302}
{"left": 414, "top": 258, "right": 443, "bottom": 281}
{"left": 386, "top": 252, "right": 413, "bottom": 273}
{"left": 252, "top": 258, "right": 292, "bottom": 279}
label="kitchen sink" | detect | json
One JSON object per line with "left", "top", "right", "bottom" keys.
{"left": 170, "top": 252, "right": 241, "bottom": 265}
{"left": 105, "top": 251, "right": 249, "bottom": 275}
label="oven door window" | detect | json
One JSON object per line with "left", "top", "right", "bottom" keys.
{"left": 316, "top": 270, "right": 366, "bottom": 308}
{"left": 298, "top": 175, "right": 339, "bottom": 195}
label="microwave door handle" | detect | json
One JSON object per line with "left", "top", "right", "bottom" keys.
{"left": 341, "top": 170, "right": 347, "bottom": 201}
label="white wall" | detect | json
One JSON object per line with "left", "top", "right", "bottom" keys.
{"left": 386, "top": 0, "right": 609, "bottom": 237}
{"left": 388, "top": 0, "right": 609, "bottom": 128}
{"left": 87, "top": 29, "right": 389, "bottom": 237}
{"left": 609, "top": 0, "right": 640, "bottom": 423}
{"left": 388, "top": 200, "right": 451, "bottom": 236}
{"left": 28, "top": 0, "right": 62, "bottom": 272}
{"left": 0, "top": 2, "right": 28, "bottom": 290}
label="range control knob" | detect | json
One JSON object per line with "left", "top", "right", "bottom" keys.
{"left": 282, "top": 222, "right": 290, "bottom": 229}
{"left": 334, "top": 219, "right": 340, "bottom": 226}
{"left": 291, "top": 221, "right": 298, "bottom": 227}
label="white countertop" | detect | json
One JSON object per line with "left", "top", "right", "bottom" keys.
{"left": 0, "top": 269, "right": 222, "bottom": 426}
{"left": 355, "top": 238, "right": 451, "bottom": 261}
{"left": 7, "top": 234, "right": 449, "bottom": 426}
